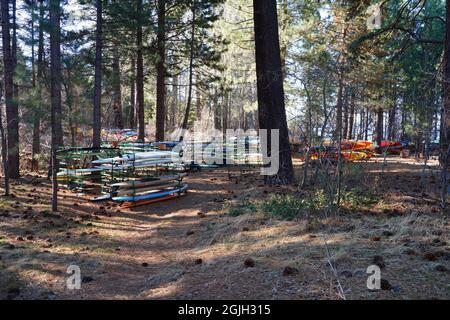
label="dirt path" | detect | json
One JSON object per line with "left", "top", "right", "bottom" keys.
{"left": 0, "top": 159, "right": 449, "bottom": 300}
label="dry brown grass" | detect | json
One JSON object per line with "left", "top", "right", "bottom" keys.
{"left": 0, "top": 157, "right": 449, "bottom": 300}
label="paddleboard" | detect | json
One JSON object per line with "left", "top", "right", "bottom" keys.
{"left": 112, "top": 184, "right": 188, "bottom": 202}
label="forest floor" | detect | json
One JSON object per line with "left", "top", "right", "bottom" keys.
{"left": 0, "top": 156, "right": 449, "bottom": 300}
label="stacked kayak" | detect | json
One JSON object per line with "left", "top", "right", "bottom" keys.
{"left": 56, "top": 148, "right": 119, "bottom": 190}
{"left": 114, "top": 182, "right": 188, "bottom": 209}
{"left": 93, "top": 151, "right": 181, "bottom": 168}
{"left": 341, "top": 140, "right": 374, "bottom": 152}
{"left": 379, "top": 141, "right": 403, "bottom": 154}
{"left": 301, "top": 141, "right": 375, "bottom": 162}
{"left": 103, "top": 173, "right": 188, "bottom": 208}
{"left": 90, "top": 151, "right": 188, "bottom": 207}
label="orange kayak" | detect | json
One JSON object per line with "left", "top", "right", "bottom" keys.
{"left": 341, "top": 140, "right": 374, "bottom": 151}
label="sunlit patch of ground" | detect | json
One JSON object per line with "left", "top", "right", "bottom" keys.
{"left": 0, "top": 157, "right": 449, "bottom": 300}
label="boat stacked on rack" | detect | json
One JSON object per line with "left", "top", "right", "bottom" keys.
{"left": 92, "top": 151, "right": 182, "bottom": 171}
{"left": 56, "top": 148, "right": 120, "bottom": 191}
{"left": 90, "top": 150, "right": 188, "bottom": 207}
{"left": 110, "top": 174, "right": 188, "bottom": 208}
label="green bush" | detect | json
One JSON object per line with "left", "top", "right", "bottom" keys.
{"left": 260, "top": 194, "right": 318, "bottom": 221}
{"left": 341, "top": 188, "right": 378, "bottom": 209}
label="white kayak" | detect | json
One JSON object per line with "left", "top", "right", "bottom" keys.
{"left": 111, "top": 173, "right": 187, "bottom": 188}
{"left": 96, "top": 159, "right": 173, "bottom": 171}
{"left": 57, "top": 167, "right": 105, "bottom": 176}
{"left": 92, "top": 151, "right": 181, "bottom": 164}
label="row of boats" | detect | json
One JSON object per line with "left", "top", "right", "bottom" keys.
{"left": 300, "top": 140, "right": 410, "bottom": 162}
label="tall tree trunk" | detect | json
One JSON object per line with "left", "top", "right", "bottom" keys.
{"left": 343, "top": 88, "right": 349, "bottom": 141}
{"left": 32, "top": 0, "right": 44, "bottom": 172}
{"left": 30, "top": 0, "right": 39, "bottom": 172}
{"left": 364, "top": 108, "right": 370, "bottom": 141}
{"left": 92, "top": 0, "right": 103, "bottom": 148}
{"left": 441, "top": 0, "right": 450, "bottom": 207}
{"left": 156, "top": 0, "right": 166, "bottom": 141}
{"left": 335, "top": 75, "right": 344, "bottom": 141}
{"left": 222, "top": 91, "right": 229, "bottom": 136}
{"left": 112, "top": 46, "right": 123, "bottom": 129}
{"left": 196, "top": 88, "right": 202, "bottom": 122}
{"left": 253, "top": 0, "right": 294, "bottom": 185}
{"left": 171, "top": 75, "right": 178, "bottom": 130}
{"left": 1, "top": 0, "right": 19, "bottom": 179}
{"left": 12, "top": 0, "right": 18, "bottom": 101}
{"left": 0, "top": 82, "right": 9, "bottom": 196}
{"left": 64, "top": 70, "right": 76, "bottom": 146}
{"left": 213, "top": 90, "right": 221, "bottom": 131}
{"left": 49, "top": 0, "right": 63, "bottom": 212}
{"left": 129, "top": 56, "right": 136, "bottom": 129}
{"left": 279, "top": 0, "right": 289, "bottom": 79}
{"left": 348, "top": 91, "right": 355, "bottom": 140}
{"left": 136, "top": 0, "right": 145, "bottom": 142}
{"left": 181, "top": 3, "right": 196, "bottom": 136}
{"left": 388, "top": 102, "right": 397, "bottom": 141}
{"left": 376, "top": 107, "right": 384, "bottom": 147}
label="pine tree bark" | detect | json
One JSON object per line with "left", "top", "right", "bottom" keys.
{"left": 156, "top": 0, "right": 166, "bottom": 141}
{"left": 343, "top": 89, "right": 349, "bottom": 140}
{"left": 376, "top": 107, "right": 384, "bottom": 147}
{"left": 388, "top": 102, "right": 397, "bottom": 141}
{"left": 49, "top": 0, "right": 63, "bottom": 212}
{"left": 32, "top": 0, "right": 45, "bottom": 172}
{"left": 112, "top": 46, "right": 123, "bottom": 129}
{"left": 92, "top": 0, "right": 103, "bottom": 148}
{"left": 170, "top": 75, "right": 178, "bottom": 130}
{"left": 0, "top": 81, "right": 9, "bottom": 196}
{"left": 441, "top": 0, "right": 450, "bottom": 206}
{"left": 348, "top": 91, "right": 355, "bottom": 140}
{"left": 136, "top": 0, "right": 145, "bottom": 142}
{"left": 129, "top": 56, "right": 136, "bottom": 129}
{"left": 253, "top": 0, "right": 294, "bottom": 185}
{"left": 1, "top": 0, "right": 19, "bottom": 179}
{"left": 181, "top": 3, "right": 196, "bottom": 135}
{"left": 196, "top": 88, "right": 202, "bottom": 121}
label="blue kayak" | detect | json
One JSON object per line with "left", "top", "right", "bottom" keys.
{"left": 112, "top": 184, "right": 188, "bottom": 202}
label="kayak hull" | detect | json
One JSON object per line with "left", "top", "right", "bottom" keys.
{"left": 112, "top": 184, "right": 188, "bottom": 202}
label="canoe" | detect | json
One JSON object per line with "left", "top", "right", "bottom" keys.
{"left": 112, "top": 184, "right": 188, "bottom": 202}
{"left": 111, "top": 173, "right": 187, "bottom": 188}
